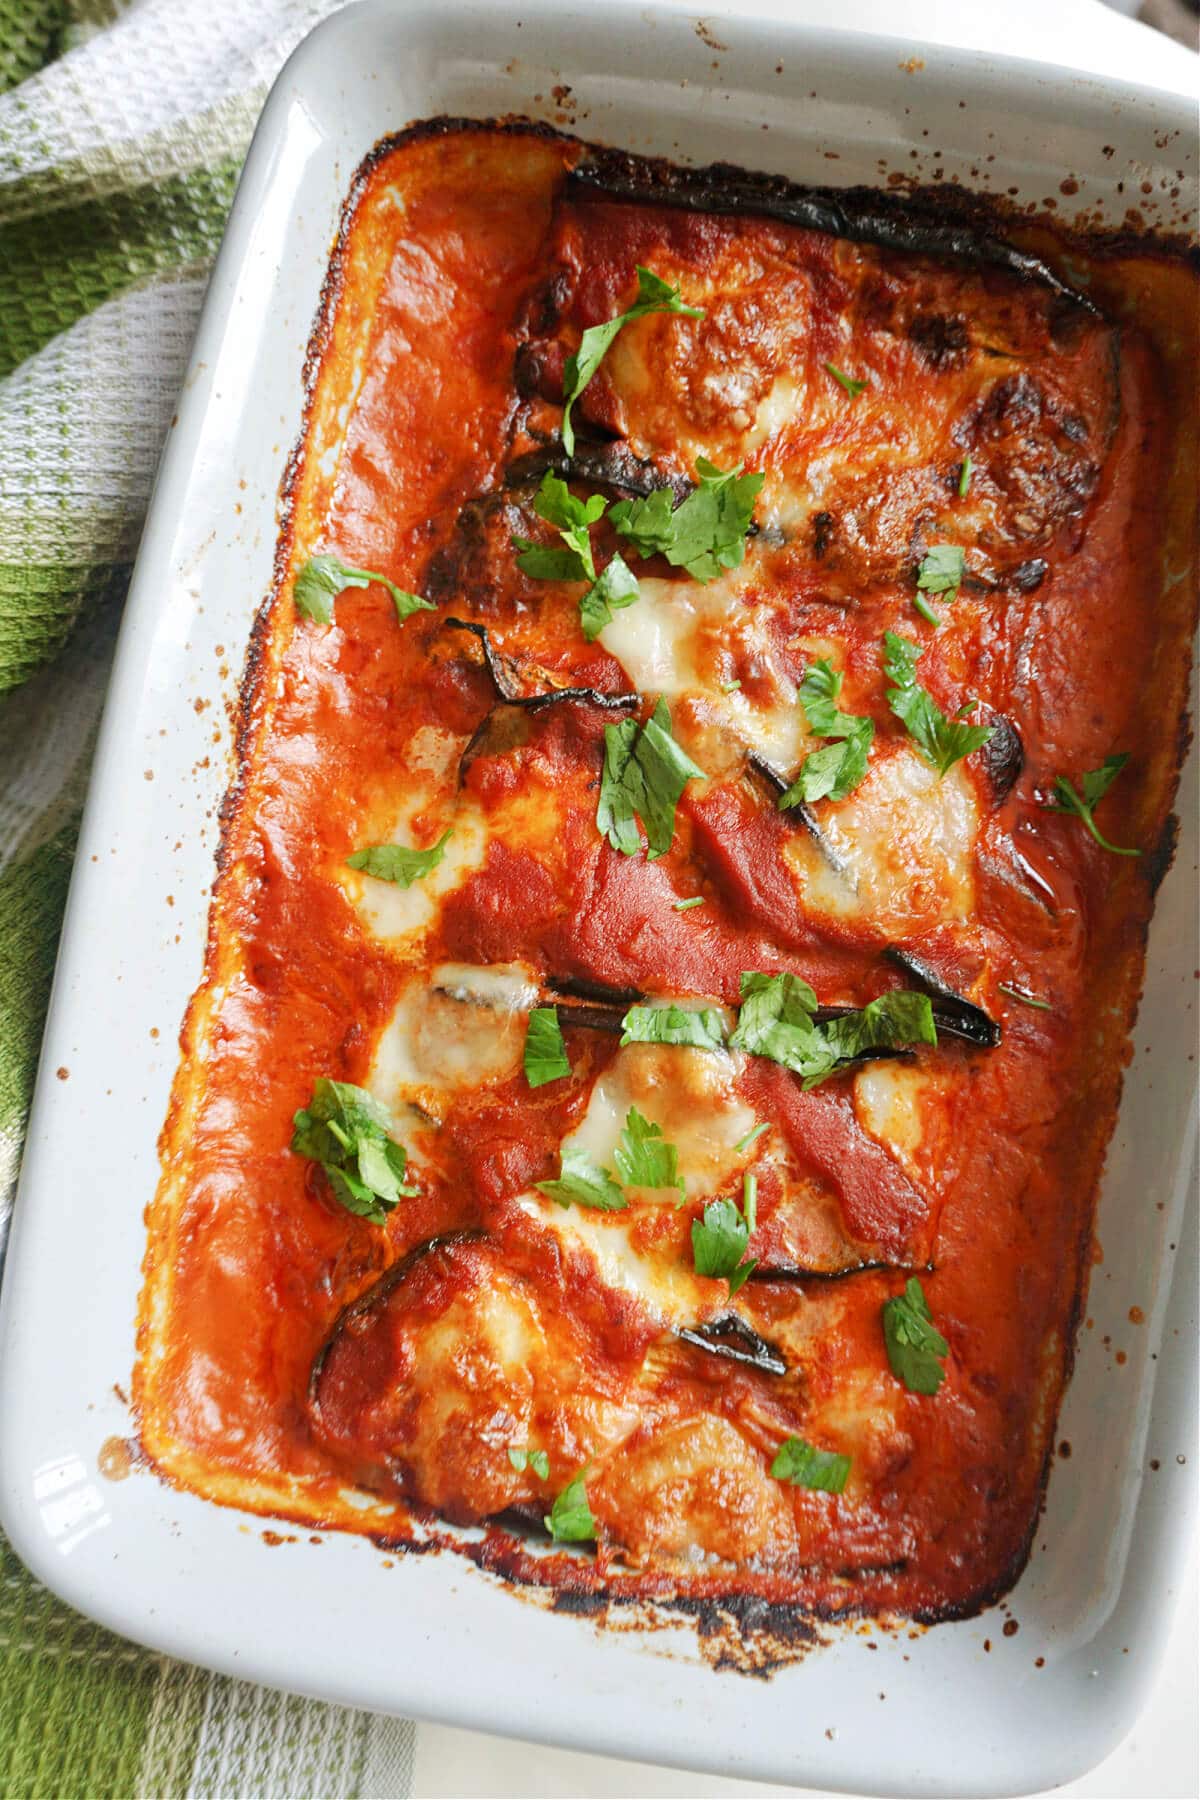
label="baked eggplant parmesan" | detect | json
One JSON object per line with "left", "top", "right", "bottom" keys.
{"left": 137, "top": 122, "right": 1198, "bottom": 1630}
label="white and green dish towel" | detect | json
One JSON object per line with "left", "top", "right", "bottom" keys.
{"left": 0, "top": 2, "right": 418, "bottom": 1793}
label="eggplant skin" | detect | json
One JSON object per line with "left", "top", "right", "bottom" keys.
{"left": 568, "top": 150, "right": 1099, "bottom": 315}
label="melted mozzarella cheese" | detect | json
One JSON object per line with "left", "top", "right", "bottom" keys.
{"left": 521, "top": 1038, "right": 756, "bottom": 1327}
{"left": 340, "top": 726, "right": 487, "bottom": 941}
{"left": 784, "top": 742, "right": 978, "bottom": 935}
{"left": 599, "top": 570, "right": 812, "bottom": 768}
{"left": 567, "top": 1039, "right": 755, "bottom": 1201}
{"left": 370, "top": 962, "right": 539, "bottom": 1106}
{"left": 853, "top": 1062, "right": 932, "bottom": 1183}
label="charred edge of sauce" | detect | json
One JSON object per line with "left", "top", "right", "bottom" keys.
{"left": 980, "top": 716, "right": 1025, "bottom": 808}
{"left": 885, "top": 947, "right": 1002, "bottom": 1049}
{"left": 350, "top": 113, "right": 1199, "bottom": 269}
{"left": 308, "top": 1231, "right": 486, "bottom": 1411}
{"left": 1145, "top": 810, "right": 1181, "bottom": 897}
{"left": 505, "top": 440, "right": 692, "bottom": 502}
{"left": 444, "top": 616, "right": 638, "bottom": 713}
{"left": 676, "top": 1312, "right": 788, "bottom": 1375}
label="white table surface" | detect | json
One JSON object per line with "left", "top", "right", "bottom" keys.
{"left": 404, "top": 2, "right": 1197, "bottom": 1794}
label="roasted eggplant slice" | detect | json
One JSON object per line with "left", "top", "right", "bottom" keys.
{"left": 445, "top": 617, "right": 638, "bottom": 713}
{"left": 568, "top": 152, "right": 1098, "bottom": 313}
{"left": 980, "top": 715, "right": 1025, "bottom": 807}
{"left": 676, "top": 1312, "right": 787, "bottom": 1376}
{"left": 885, "top": 946, "right": 1002, "bottom": 1049}
{"left": 504, "top": 441, "right": 692, "bottom": 503}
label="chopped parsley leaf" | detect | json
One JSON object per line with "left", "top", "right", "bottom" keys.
{"left": 609, "top": 457, "right": 764, "bottom": 584}
{"left": 691, "top": 1195, "right": 756, "bottom": 1294}
{"left": 508, "top": 1445, "right": 551, "bottom": 1480}
{"left": 742, "top": 1169, "right": 758, "bottom": 1233}
{"left": 779, "top": 658, "right": 874, "bottom": 806}
{"left": 523, "top": 1006, "right": 571, "bottom": 1088}
{"left": 578, "top": 553, "right": 640, "bottom": 641}
{"left": 882, "top": 1277, "right": 949, "bottom": 1395}
{"left": 619, "top": 1002, "right": 728, "bottom": 1052}
{"left": 346, "top": 829, "right": 452, "bottom": 889}
{"left": 734, "top": 1120, "right": 769, "bottom": 1155}
{"left": 770, "top": 1436, "right": 851, "bottom": 1493}
{"left": 731, "top": 971, "right": 936, "bottom": 1089}
{"left": 997, "top": 982, "right": 1052, "bottom": 1011}
{"left": 917, "top": 543, "right": 965, "bottom": 600}
{"left": 672, "top": 895, "right": 705, "bottom": 911}
{"left": 294, "top": 553, "right": 434, "bottom": 626}
{"left": 883, "top": 631, "right": 993, "bottom": 777}
{"left": 535, "top": 1145, "right": 626, "bottom": 1212}
{"left": 561, "top": 266, "right": 704, "bottom": 457}
{"left": 824, "top": 361, "right": 868, "bottom": 399}
{"left": 544, "top": 1469, "right": 597, "bottom": 1542}
{"left": 291, "top": 1078, "right": 416, "bottom": 1224}
{"left": 612, "top": 1106, "right": 683, "bottom": 1196}
{"left": 1044, "top": 753, "right": 1141, "bottom": 857}
{"left": 958, "top": 453, "right": 974, "bottom": 499}
{"left": 596, "top": 698, "right": 705, "bottom": 860}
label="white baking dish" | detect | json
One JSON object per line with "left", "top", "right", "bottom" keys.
{"left": 0, "top": 4, "right": 1195, "bottom": 1793}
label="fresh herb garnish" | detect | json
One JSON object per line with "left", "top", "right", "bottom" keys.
{"left": 544, "top": 1469, "right": 597, "bottom": 1542}
{"left": 997, "top": 982, "right": 1052, "bottom": 1011}
{"left": 918, "top": 543, "right": 965, "bottom": 597}
{"left": 1044, "top": 754, "right": 1140, "bottom": 857}
{"left": 609, "top": 458, "right": 764, "bottom": 584}
{"left": 524, "top": 1006, "right": 571, "bottom": 1088}
{"left": 672, "top": 895, "right": 705, "bottom": 911}
{"left": 561, "top": 266, "right": 704, "bottom": 458}
{"left": 346, "top": 829, "right": 452, "bottom": 888}
{"left": 511, "top": 471, "right": 640, "bottom": 639}
{"left": 597, "top": 698, "right": 706, "bottom": 860}
{"left": 824, "top": 361, "right": 868, "bottom": 399}
{"left": 508, "top": 1445, "right": 551, "bottom": 1480}
{"left": 619, "top": 1002, "right": 728, "bottom": 1051}
{"left": 535, "top": 1145, "right": 626, "bottom": 1212}
{"left": 734, "top": 1120, "right": 769, "bottom": 1155}
{"left": 720, "top": 679, "right": 742, "bottom": 693}
{"left": 291, "top": 1078, "right": 416, "bottom": 1223}
{"left": 779, "top": 658, "right": 874, "bottom": 806}
{"left": 882, "top": 1277, "right": 949, "bottom": 1395}
{"left": 730, "top": 970, "right": 936, "bottom": 1088}
{"left": 770, "top": 1436, "right": 851, "bottom": 1494}
{"left": 613, "top": 1106, "right": 683, "bottom": 1195}
{"left": 958, "top": 453, "right": 973, "bottom": 499}
{"left": 294, "top": 553, "right": 434, "bottom": 626}
{"left": 742, "top": 1169, "right": 758, "bottom": 1232}
{"left": 578, "top": 554, "right": 641, "bottom": 641}
{"left": 883, "top": 632, "right": 993, "bottom": 777}
{"left": 691, "top": 1195, "right": 756, "bottom": 1294}
{"left": 512, "top": 473, "right": 606, "bottom": 581}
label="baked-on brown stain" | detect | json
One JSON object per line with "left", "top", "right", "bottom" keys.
{"left": 134, "top": 122, "right": 1197, "bottom": 1652}
{"left": 98, "top": 1436, "right": 134, "bottom": 1482}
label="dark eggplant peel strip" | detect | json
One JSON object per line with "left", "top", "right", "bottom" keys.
{"left": 885, "top": 946, "right": 1002, "bottom": 1048}
{"left": 504, "top": 441, "right": 692, "bottom": 504}
{"left": 568, "top": 152, "right": 1099, "bottom": 316}
{"left": 676, "top": 1312, "right": 788, "bottom": 1376}
{"left": 309, "top": 1230, "right": 486, "bottom": 1413}
{"left": 445, "top": 616, "right": 638, "bottom": 714}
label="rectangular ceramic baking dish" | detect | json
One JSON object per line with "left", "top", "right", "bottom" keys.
{"left": 0, "top": 4, "right": 1195, "bottom": 1793}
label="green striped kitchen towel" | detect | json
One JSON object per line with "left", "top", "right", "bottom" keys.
{"left": 0, "top": 2, "right": 415, "bottom": 1793}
